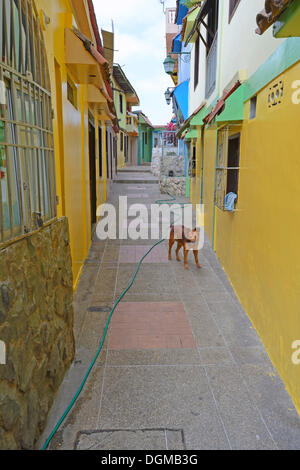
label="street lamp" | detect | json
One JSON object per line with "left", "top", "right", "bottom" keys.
{"left": 164, "top": 88, "right": 172, "bottom": 105}
{"left": 164, "top": 87, "right": 175, "bottom": 105}
{"left": 163, "top": 53, "right": 176, "bottom": 75}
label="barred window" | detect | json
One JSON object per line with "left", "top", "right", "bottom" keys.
{"left": 215, "top": 126, "right": 241, "bottom": 211}
{"left": 0, "top": 0, "right": 56, "bottom": 243}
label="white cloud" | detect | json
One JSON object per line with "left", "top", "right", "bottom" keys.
{"left": 94, "top": 0, "right": 176, "bottom": 123}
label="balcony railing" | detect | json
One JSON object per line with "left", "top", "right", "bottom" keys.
{"left": 205, "top": 33, "right": 218, "bottom": 99}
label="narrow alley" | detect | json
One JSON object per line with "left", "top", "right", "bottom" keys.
{"left": 39, "top": 168, "right": 300, "bottom": 451}
{"left": 1, "top": 0, "right": 300, "bottom": 454}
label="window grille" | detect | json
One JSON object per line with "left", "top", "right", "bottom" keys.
{"left": 215, "top": 126, "right": 241, "bottom": 210}
{"left": 119, "top": 93, "right": 123, "bottom": 114}
{"left": 0, "top": 0, "right": 56, "bottom": 243}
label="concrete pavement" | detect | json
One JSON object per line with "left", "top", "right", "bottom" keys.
{"left": 38, "top": 168, "right": 300, "bottom": 450}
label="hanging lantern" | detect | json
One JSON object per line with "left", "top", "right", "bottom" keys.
{"left": 164, "top": 88, "right": 172, "bottom": 105}
{"left": 163, "top": 53, "right": 176, "bottom": 75}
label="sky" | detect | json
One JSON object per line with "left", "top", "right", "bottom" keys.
{"left": 93, "top": 0, "right": 176, "bottom": 125}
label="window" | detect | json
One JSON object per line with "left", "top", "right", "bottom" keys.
{"left": 110, "top": 132, "right": 113, "bottom": 179}
{"left": 194, "top": 35, "right": 200, "bottom": 90}
{"left": 144, "top": 132, "right": 148, "bottom": 145}
{"left": 250, "top": 96, "right": 257, "bottom": 120}
{"left": 67, "top": 76, "right": 77, "bottom": 108}
{"left": 226, "top": 134, "right": 240, "bottom": 195}
{"left": 190, "top": 144, "right": 196, "bottom": 178}
{"left": 229, "top": 0, "right": 241, "bottom": 23}
{"left": 205, "top": 0, "right": 219, "bottom": 98}
{"left": 119, "top": 93, "right": 123, "bottom": 114}
{"left": 120, "top": 132, "right": 123, "bottom": 152}
{"left": 207, "top": 0, "right": 219, "bottom": 51}
{"left": 98, "top": 126, "right": 102, "bottom": 178}
{"left": 215, "top": 127, "right": 240, "bottom": 210}
{"left": 124, "top": 135, "right": 128, "bottom": 163}
{"left": 0, "top": 0, "right": 56, "bottom": 243}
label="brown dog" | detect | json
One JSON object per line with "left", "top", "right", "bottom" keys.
{"left": 168, "top": 225, "right": 201, "bottom": 270}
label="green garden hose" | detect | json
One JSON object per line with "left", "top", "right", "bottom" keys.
{"left": 42, "top": 176, "right": 186, "bottom": 450}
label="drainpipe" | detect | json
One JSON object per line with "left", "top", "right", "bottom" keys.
{"left": 212, "top": 0, "right": 225, "bottom": 252}
{"left": 200, "top": 127, "right": 204, "bottom": 205}
{"left": 212, "top": 127, "right": 219, "bottom": 251}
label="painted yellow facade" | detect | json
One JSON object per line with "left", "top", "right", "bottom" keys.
{"left": 35, "top": 0, "right": 111, "bottom": 288}
{"left": 191, "top": 58, "right": 300, "bottom": 413}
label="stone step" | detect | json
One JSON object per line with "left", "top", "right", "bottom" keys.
{"left": 118, "top": 166, "right": 152, "bottom": 173}
{"left": 113, "top": 178, "right": 158, "bottom": 184}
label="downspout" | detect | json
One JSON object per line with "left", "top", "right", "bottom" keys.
{"left": 212, "top": 0, "right": 225, "bottom": 251}
{"left": 200, "top": 127, "right": 204, "bottom": 205}
{"left": 211, "top": 126, "right": 219, "bottom": 251}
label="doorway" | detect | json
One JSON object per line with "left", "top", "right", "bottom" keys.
{"left": 88, "top": 121, "right": 97, "bottom": 230}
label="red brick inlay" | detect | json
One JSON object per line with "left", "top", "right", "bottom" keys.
{"left": 109, "top": 302, "right": 196, "bottom": 350}
{"left": 119, "top": 245, "right": 168, "bottom": 264}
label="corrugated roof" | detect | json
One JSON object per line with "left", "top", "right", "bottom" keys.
{"left": 113, "top": 64, "right": 139, "bottom": 100}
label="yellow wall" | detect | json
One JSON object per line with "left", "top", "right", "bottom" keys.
{"left": 201, "top": 127, "right": 217, "bottom": 243}
{"left": 196, "top": 62, "right": 300, "bottom": 413}
{"left": 36, "top": 0, "right": 108, "bottom": 288}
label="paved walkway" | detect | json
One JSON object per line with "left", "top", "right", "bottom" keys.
{"left": 38, "top": 168, "right": 300, "bottom": 450}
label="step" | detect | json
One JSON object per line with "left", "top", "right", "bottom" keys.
{"left": 113, "top": 178, "right": 158, "bottom": 184}
{"left": 118, "top": 168, "right": 152, "bottom": 173}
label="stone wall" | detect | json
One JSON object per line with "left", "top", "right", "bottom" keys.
{"left": 160, "top": 177, "right": 187, "bottom": 197}
{"left": 0, "top": 217, "right": 75, "bottom": 449}
{"left": 151, "top": 149, "right": 185, "bottom": 178}
{"left": 151, "top": 149, "right": 161, "bottom": 177}
{"left": 161, "top": 154, "right": 185, "bottom": 177}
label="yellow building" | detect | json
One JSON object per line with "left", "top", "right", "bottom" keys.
{"left": 0, "top": 0, "right": 118, "bottom": 449}
{"left": 36, "top": 0, "right": 118, "bottom": 287}
{"left": 182, "top": 1, "right": 300, "bottom": 413}
{"left": 112, "top": 64, "right": 140, "bottom": 169}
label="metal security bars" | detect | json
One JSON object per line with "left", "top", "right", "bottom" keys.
{"left": 0, "top": 0, "right": 56, "bottom": 243}
{"left": 215, "top": 125, "right": 241, "bottom": 211}
{"left": 215, "top": 126, "right": 229, "bottom": 210}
